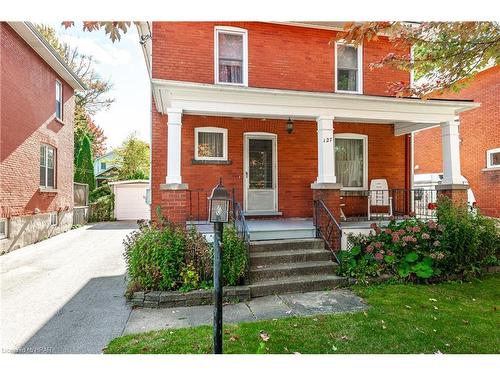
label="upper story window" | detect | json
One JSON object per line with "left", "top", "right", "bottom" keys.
{"left": 55, "top": 80, "right": 63, "bottom": 120}
{"left": 195, "top": 127, "right": 228, "bottom": 161}
{"left": 486, "top": 148, "right": 500, "bottom": 169}
{"left": 101, "top": 161, "right": 107, "bottom": 170}
{"left": 335, "top": 134, "right": 368, "bottom": 190}
{"left": 335, "top": 42, "right": 363, "bottom": 94}
{"left": 215, "top": 27, "right": 248, "bottom": 86}
{"left": 40, "top": 144, "right": 56, "bottom": 189}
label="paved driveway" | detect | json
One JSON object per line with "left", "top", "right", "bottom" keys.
{"left": 0, "top": 221, "right": 137, "bottom": 354}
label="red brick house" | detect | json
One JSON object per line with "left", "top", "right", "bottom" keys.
{"left": 137, "top": 22, "right": 479, "bottom": 248}
{"left": 0, "top": 22, "right": 85, "bottom": 253}
{"left": 414, "top": 66, "right": 500, "bottom": 218}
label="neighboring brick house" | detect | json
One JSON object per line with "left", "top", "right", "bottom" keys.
{"left": 0, "top": 22, "right": 85, "bottom": 253}
{"left": 414, "top": 66, "right": 500, "bottom": 218}
{"left": 137, "top": 22, "right": 479, "bottom": 242}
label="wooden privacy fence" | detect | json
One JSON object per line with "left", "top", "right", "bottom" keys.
{"left": 73, "top": 182, "right": 89, "bottom": 225}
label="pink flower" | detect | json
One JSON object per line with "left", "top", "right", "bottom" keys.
{"left": 374, "top": 252, "right": 384, "bottom": 261}
{"left": 366, "top": 245, "right": 374, "bottom": 253}
{"left": 375, "top": 227, "right": 382, "bottom": 234}
{"left": 374, "top": 242, "right": 383, "bottom": 249}
{"left": 391, "top": 234, "right": 400, "bottom": 243}
{"left": 387, "top": 250, "right": 394, "bottom": 256}
{"left": 412, "top": 226, "right": 421, "bottom": 233}
{"left": 385, "top": 228, "right": 392, "bottom": 234}
{"left": 422, "top": 233, "right": 430, "bottom": 240}
{"left": 433, "top": 240, "right": 441, "bottom": 247}
{"left": 370, "top": 222, "right": 378, "bottom": 229}
{"left": 427, "top": 220, "right": 437, "bottom": 229}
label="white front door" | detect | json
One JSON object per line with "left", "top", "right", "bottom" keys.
{"left": 244, "top": 133, "right": 278, "bottom": 213}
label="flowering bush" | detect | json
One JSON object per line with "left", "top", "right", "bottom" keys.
{"left": 338, "top": 217, "right": 445, "bottom": 281}
{"left": 338, "top": 198, "right": 500, "bottom": 282}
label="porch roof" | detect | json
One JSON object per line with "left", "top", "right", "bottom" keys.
{"left": 151, "top": 79, "right": 480, "bottom": 135}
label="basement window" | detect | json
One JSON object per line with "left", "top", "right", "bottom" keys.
{"left": 50, "top": 212, "right": 58, "bottom": 227}
{"left": 195, "top": 127, "right": 228, "bottom": 161}
{"left": 0, "top": 219, "right": 7, "bottom": 239}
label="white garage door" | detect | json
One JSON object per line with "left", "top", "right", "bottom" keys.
{"left": 115, "top": 184, "right": 150, "bottom": 220}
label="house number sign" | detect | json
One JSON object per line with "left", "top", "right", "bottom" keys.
{"left": 323, "top": 137, "right": 333, "bottom": 143}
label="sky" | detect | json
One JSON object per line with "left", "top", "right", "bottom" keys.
{"left": 47, "top": 22, "right": 150, "bottom": 152}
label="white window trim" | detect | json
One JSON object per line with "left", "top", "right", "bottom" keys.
{"left": 40, "top": 144, "right": 56, "bottom": 189}
{"left": 50, "top": 212, "right": 58, "bottom": 227}
{"left": 0, "top": 218, "right": 8, "bottom": 240}
{"left": 334, "top": 41, "right": 363, "bottom": 94}
{"left": 194, "top": 127, "right": 228, "bottom": 161}
{"left": 55, "top": 79, "right": 63, "bottom": 121}
{"left": 214, "top": 26, "right": 248, "bottom": 87}
{"left": 486, "top": 148, "right": 500, "bottom": 169}
{"left": 334, "top": 133, "right": 368, "bottom": 191}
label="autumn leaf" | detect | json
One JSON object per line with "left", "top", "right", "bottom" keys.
{"left": 259, "top": 331, "right": 270, "bottom": 342}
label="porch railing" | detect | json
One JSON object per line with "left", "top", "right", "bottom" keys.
{"left": 340, "top": 188, "right": 438, "bottom": 221}
{"left": 187, "top": 189, "right": 210, "bottom": 222}
{"left": 313, "top": 199, "right": 342, "bottom": 262}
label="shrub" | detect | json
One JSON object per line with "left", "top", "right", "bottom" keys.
{"left": 123, "top": 219, "right": 248, "bottom": 294}
{"left": 89, "top": 194, "right": 114, "bottom": 222}
{"left": 124, "top": 221, "right": 185, "bottom": 291}
{"left": 338, "top": 198, "right": 500, "bottom": 282}
{"left": 222, "top": 225, "right": 248, "bottom": 286}
{"left": 436, "top": 197, "right": 500, "bottom": 277}
{"left": 89, "top": 184, "right": 111, "bottom": 203}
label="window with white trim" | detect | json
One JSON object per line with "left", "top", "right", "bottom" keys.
{"left": 486, "top": 148, "right": 500, "bottom": 168}
{"left": 50, "top": 212, "right": 58, "bottom": 227}
{"left": 195, "top": 127, "right": 228, "bottom": 161}
{"left": 335, "top": 134, "right": 368, "bottom": 189}
{"left": 215, "top": 27, "right": 248, "bottom": 85}
{"left": 55, "top": 80, "right": 63, "bottom": 120}
{"left": 0, "top": 218, "right": 7, "bottom": 239}
{"left": 40, "top": 144, "right": 56, "bottom": 189}
{"left": 335, "top": 42, "right": 363, "bottom": 93}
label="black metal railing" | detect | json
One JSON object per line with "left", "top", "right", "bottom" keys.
{"left": 340, "top": 188, "right": 438, "bottom": 221}
{"left": 187, "top": 189, "right": 210, "bottom": 222}
{"left": 313, "top": 199, "right": 342, "bottom": 262}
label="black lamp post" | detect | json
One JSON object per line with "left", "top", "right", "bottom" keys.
{"left": 208, "top": 179, "right": 230, "bottom": 354}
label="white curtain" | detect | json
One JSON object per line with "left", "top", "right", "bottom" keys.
{"left": 198, "top": 132, "right": 223, "bottom": 158}
{"left": 335, "top": 138, "right": 364, "bottom": 187}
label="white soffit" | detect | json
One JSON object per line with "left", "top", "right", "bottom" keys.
{"left": 151, "top": 79, "right": 480, "bottom": 128}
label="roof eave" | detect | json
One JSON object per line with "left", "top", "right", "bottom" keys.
{"left": 8, "top": 22, "right": 86, "bottom": 91}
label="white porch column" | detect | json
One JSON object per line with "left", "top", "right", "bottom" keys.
{"left": 440, "top": 119, "right": 462, "bottom": 185}
{"left": 315, "top": 116, "right": 336, "bottom": 184}
{"left": 166, "top": 108, "right": 183, "bottom": 184}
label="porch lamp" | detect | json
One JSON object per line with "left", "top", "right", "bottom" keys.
{"left": 208, "top": 179, "right": 231, "bottom": 354}
{"left": 286, "top": 117, "right": 294, "bottom": 134}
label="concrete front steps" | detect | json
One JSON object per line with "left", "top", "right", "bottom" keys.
{"left": 248, "top": 238, "right": 347, "bottom": 298}
{"left": 247, "top": 219, "right": 315, "bottom": 241}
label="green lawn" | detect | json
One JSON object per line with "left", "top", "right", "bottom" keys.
{"left": 105, "top": 275, "right": 500, "bottom": 354}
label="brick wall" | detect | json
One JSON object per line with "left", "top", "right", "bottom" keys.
{"left": 152, "top": 22, "right": 409, "bottom": 96}
{"left": 0, "top": 23, "right": 75, "bottom": 218}
{"left": 414, "top": 66, "right": 500, "bottom": 217}
{"left": 151, "top": 112, "right": 408, "bottom": 220}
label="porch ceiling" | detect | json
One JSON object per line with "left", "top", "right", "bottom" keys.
{"left": 151, "top": 79, "right": 480, "bottom": 134}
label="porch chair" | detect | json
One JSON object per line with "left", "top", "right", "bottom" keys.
{"left": 367, "top": 179, "right": 393, "bottom": 220}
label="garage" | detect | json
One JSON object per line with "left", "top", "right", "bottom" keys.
{"left": 110, "top": 180, "right": 150, "bottom": 220}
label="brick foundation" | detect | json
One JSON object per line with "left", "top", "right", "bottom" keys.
{"left": 158, "top": 184, "right": 189, "bottom": 224}
{"left": 436, "top": 185, "right": 469, "bottom": 206}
